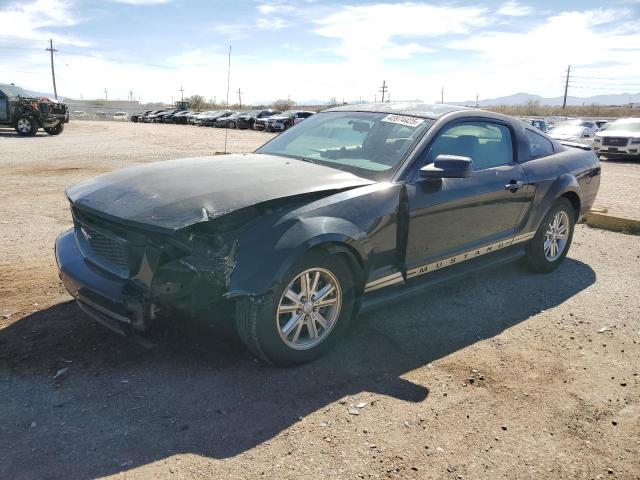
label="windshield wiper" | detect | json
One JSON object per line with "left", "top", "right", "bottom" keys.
{"left": 260, "top": 152, "right": 318, "bottom": 165}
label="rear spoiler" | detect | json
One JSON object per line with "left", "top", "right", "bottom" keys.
{"left": 559, "top": 141, "right": 593, "bottom": 151}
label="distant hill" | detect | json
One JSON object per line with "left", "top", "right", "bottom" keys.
{"left": 454, "top": 92, "right": 640, "bottom": 107}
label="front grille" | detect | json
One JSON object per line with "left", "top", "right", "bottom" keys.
{"left": 78, "top": 223, "right": 128, "bottom": 270}
{"left": 603, "top": 137, "right": 629, "bottom": 147}
{"left": 72, "top": 208, "right": 137, "bottom": 276}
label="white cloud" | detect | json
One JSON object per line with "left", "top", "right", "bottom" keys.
{"left": 109, "top": 0, "right": 174, "bottom": 4}
{"left": 315, "top": 3, "right": 488, "bottom": 62}
{"left": 446, "top": 8, "right": 640, "bottom": 99}
{"left": 496, "top": 1, "right": 534, "bottom": 17}
{"left": 0, "top": 0, "right": 89, "bottom": 46}
{"left": 3, "top": 1, "right": 639, "bottom": 104}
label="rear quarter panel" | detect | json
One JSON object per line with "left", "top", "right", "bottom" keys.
{"left": 520, "top": 146, "right": 600, "bottom": 232}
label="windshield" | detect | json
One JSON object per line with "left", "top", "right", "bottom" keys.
{"left": 605, "top": 120, "right": 640, "bottom": 133}
{"left": 550, "top": 126, "right": 583, "bottom": 136}
{"left": 257, "top": 111, "right": 433, "bottom": 180}
{"left": 0, "top": 84, "right": 35, "bottom": 97}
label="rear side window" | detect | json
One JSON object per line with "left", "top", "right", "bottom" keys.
{"left": 430, "top": 121, "right": 514, "bottom": 170}
{"left": 525, "top": 129, "right": 554, "bottom": 158}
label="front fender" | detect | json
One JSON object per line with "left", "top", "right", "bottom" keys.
{"left": 226, "top": 216, "right": 368, "bottom": 298}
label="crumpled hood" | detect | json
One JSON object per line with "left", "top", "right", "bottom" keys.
{"left": 66, "top": 154, "right": 374, "bottom": 231}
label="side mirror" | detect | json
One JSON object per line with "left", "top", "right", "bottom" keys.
{"left": 420, "top": 154, "right": 473, "bottom": 179}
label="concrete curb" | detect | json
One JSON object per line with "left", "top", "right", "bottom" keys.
{"left": 586, "top": 207, "right": 640, "bottom": 235}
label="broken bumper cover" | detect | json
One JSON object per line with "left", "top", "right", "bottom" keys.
{"left": 55, "top": 229, "right": 146, "bottom": 336}
{"left": 55, "top": 228, "right": 230, "bottom": 336}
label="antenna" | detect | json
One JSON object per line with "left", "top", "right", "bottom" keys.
{"left": 224, "top": 45, "right": 231, "bottom": 154}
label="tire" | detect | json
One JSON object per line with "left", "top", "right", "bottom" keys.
{"left": 15, "top": 116, "right": 38, "bottom": 136}
{"left": 228, "top": 121, "right": 236, "bottom": 129}
{"left": 524, "top": 197, "right": 575, "bottom": 273}
{"left": 44, "top": 122, "right": 64, "bottom": 135}
{"left": 235, "top": 250, "right": 356, "bottom": 366}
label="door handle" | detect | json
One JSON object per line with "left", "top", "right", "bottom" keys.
{"left": 505, "top": 180, "right": 525, "bottom": 191}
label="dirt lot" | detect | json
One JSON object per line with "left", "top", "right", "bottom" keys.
{"left": 1, "top": 121, "right": 639, "bottom": 479}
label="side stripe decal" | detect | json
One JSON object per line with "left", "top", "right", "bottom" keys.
{"left": 364, "top": 232, "right": 535, "bottom": 293}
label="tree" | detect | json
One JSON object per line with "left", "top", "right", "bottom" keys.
{"left": 186, "top": 94, "right": 205, "bottom": 111}
{"left": 272, "top": 98, "right": 295, "bottom": 111}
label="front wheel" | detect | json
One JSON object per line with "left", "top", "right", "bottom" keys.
{"left": 44, "top": 122, "right": 65, "bottom": 135}
{"left": 524, "top": 197, "right": 575, "bottom": 273}
{"left": 15, "top": 116, "right": 38, "bottom": 136}
{"left": 235, "top": 251, "right": 356, "bottom": 365}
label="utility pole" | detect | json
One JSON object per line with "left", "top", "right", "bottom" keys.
{"left": 179, "top": 86, "right": 184, "bottom": 101}
{"left": 562, "top": 65, "right": 571, "bottom": 110}
{"left": 104, "top": 88, "right": 108, "bottom": 100}
{"left": 237, "top": 88, "right": 242, "bottom": 108}
{"left": 46, "top": 39, "right": 58, "bottom": 100}
{"left": 128, "top": 89, "right": 134, "bottom": 101}
{"left": 379, "top": 80, "right": 387, "bottom": 103}
{"left": 476, "top": 93, "right": 479, "bottom": 108}
{"left": 441, "top": 87, "right": 444, "bottom": 104}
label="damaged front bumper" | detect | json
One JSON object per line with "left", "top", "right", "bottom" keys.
{"left": 55, "top": 227, "right": 231, "bottom": 337}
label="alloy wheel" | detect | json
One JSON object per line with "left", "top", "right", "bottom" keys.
{"left": 544, "top": 210, "right": 569, "bottom": 261}
{"left": 276, "top": 267, "right": 342, "bottom": 350}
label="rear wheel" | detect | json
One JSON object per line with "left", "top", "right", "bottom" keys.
{"left": 228, "top": 121, "right": 236, "bottom": 129}
{"left": 235, "top": 251, "right": 355, "bottom": 365}
{"left": 15, "top": 116, "right": 38, "bottom": 136}
{"left": 44, "top": 122, "right": 65, "bottom": 135}
{"left": 524, "top": 198, "right": 575, "bottom": 273}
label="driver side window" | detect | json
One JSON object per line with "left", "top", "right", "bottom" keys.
{"left": 430, "top": 121, "right": 514, "bottom": 170}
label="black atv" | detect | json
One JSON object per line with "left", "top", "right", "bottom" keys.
{"left": 0, "top": 83, "right": 69, "bottom": 136}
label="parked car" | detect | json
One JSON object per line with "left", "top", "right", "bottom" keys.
{"left": 171, "top": 110, "right": 193, "bottom": 124}
{"left": 592, "top": 118, "right": 640, "bottom": 159}
{"left": 552, "top": 119, "right": 599, "bottom": 132}
{"left": 146, "top": 110, "right": 170, "bottom": 123}
{"left": 0, "top": 83, "right": 68, "bottom": 136}
{"left": 55, "top": 103, "right": 601, "bottom": 365}
{"left": 265, "top": 110, "right": 315, "bottom": 132}
{"left": 95, "top": 111, "right": 107, "bottom": 120}
{"left": 214, "top": 111, "right": 242, "bottom": 128}
{"left": 163, "top": 110, "right": 189, "bottom": 123}
{"left": 200, "top": 110, "right": 233, "bottom": 127}
{"left": 520, "top": 118, "right": 547, "bottom": 132}
{"left": 72, "top": 110, "right": 87, "bottom": 118}
{"left": 158, "top": 109, "right": 182, "bottom": 123}
{"left": 190, "top": 110, "right": 216, "bottom": 125}
{"left": 113, "top": 112, "right": 128, "bottom": 121}
{"left": 236, "top": 110, "right": 280, "bottom": 130}
{"left": 548, "top": 125, "right": 595, "bottom": 144}
{"left": 139, "top": 110, "right": 159, "bottom": 123}
{"left": 131, "top": 110, "right": 150, "bottom": 123}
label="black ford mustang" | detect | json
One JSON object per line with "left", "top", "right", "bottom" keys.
{"left": 56, "top": 104, "right": 601, "bottom": 365}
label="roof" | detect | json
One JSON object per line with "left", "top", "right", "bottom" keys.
{"left": 325, "top": 102, "right": 472, "bottom": 119}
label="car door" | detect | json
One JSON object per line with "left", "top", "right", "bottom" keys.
{"left": 0, "top": 89, "right": 8, "bottom": 122}
{"left": 404, "top": 120, "right": 529, "bottom": 274}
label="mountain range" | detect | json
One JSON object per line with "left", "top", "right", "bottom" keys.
{"left": 453, "top": 92, "right": 640, "bottom": 107}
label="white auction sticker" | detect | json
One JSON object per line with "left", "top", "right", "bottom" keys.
{"left": 381, "top": 114, "right": 425, "bottom": 128}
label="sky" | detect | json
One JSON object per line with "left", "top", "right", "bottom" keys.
{"left": 1, "top": 0, "right": 639, "bottom": 104}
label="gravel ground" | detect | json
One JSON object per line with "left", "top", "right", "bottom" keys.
{"left": 593, "top": 158, "right": 640, "bottom": 219}
{"left": 0, "top": 121, "right": 639, "bottom": 480}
